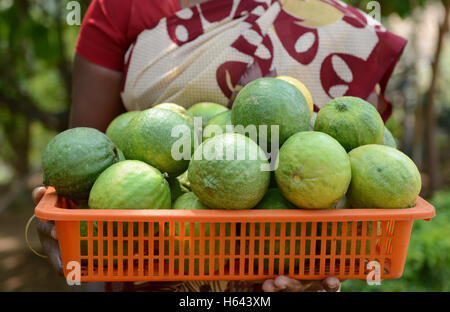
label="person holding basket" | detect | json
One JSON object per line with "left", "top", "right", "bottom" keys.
{"left": 32, "top": 0, "right": 406, "bottom": 292}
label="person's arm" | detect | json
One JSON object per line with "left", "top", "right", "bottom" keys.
{"left": 70, "top": 53, "right": 125, "bottom": 131}
{"left": 34, "top": 54, "right": 126, "bottom": 274}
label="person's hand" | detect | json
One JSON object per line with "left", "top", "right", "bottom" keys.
{"left": 32, "top": 186, "right": 63, "bottom": 275}
{"left": 262, "top": 276, "right": 340, "bottom": 292}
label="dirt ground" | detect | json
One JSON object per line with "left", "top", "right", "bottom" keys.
{"left": 0, "top": 195, "right": 76, "bottom": 292}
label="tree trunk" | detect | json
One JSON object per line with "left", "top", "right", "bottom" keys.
{"left": 424, "top": 0, "right": 450, "bottom": 195}
{"left": 412, "top": 5, "right": 424, "bottom": 171}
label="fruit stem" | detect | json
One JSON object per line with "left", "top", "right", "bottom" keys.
{"left": 336, "top": 102, "right": 348, "bottom": 112}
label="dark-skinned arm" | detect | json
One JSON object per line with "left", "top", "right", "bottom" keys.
{"left": 69, "top": 53, "right": 125, "bottom": 130}
{"left": 34, "top": 53, "right": 125, "bottom": 274}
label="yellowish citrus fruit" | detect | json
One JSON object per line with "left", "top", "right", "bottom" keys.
{"left": 347, "top": 145, "right": 421, "bottom": 208}
{"left": 276, "top": 75, "right": 314, "bottom": 117}
{"left": 275, "top": 131, "right": 352, "bottom": 209}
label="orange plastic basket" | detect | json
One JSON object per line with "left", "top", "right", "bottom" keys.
{"left": 35, "top": 187, "right": 435, "bottom": 282}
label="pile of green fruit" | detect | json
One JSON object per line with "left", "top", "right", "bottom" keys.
{"left": 42, "top": 77, "right": 421, "bottom": 212}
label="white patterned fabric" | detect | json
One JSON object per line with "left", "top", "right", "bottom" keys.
{"left": 121, "top": 0, "right": 406, "bottom": 121}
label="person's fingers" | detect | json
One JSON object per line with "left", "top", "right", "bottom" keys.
{"left": 264, "top": 276, "right": 341, "bottom": 292}
{"left": 32, "top": 187, "right": 47, "bottom": 205}
{"left": 36, "top": 220, "right": 57, "bottom": 240}
{"left": 261, "top": 279, "right": 277, "bottom": 292}
{"left": 40, "top": 235, "right": 63, "bottom": 275}
{"left": 322, "top": 277, "right": 340, "bottom": 292}
{"left": 36, "top": 220, "right": 53, "bottom": 237}
{"left": 272, "top": 275, "right": 288, "bottom": 290}
{"left": 37, "top": 225, "right": 63, "bottom": 275}
{"left": 51, "top": 225, "right": 58, "bottom": 240}
{"left": 273, "top": 275, "right": 303, "bottom": 292}
{"left": 263, "top": 276, "right": 306, "bottom": 292}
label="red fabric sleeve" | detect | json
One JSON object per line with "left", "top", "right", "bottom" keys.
{"left": 75, "top": 0, "right": 181, "bottom": 71}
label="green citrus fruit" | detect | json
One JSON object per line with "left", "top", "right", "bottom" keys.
{"left": 173, "top": 191, "right": 209, "bottom": 210}
{"left": 309, "top": 112, "right": 317, "bottom": 130}
{"left": 123, "top": 108, "right": 194, "bottom": 177}
{"left": 106, "top": 111, "right": 141, "bottom": 152}
{"left": 42, "top": 127, "right": 121, "bottom": 201}
{"left": 117, "top": 148, "right": 126, "bottom": 161}
{"left": 275, "top": 131, "right": 351, "bottom": 209}
{"left": 154, "top": 103, "right": 193, "bottom": 126}
{"left": 231, "top": 78, "right": 310, "bottom": 146}
{"left": 347, "top": 145, "right": 421, "bottom": 208}
{"left": 88, "top": 160, "right": 171, "bottom": 210}
{"left": 202, "top": 110, "right": 232, "bottom": 142}
{"left": 276, "top": 75, "right": 314, "bottom": 117}
{"left": 383, "top": 126, "right": 397, "bottom": 148}
{"left": 188, "top": 133, "right": 270, "bottom": 209}
{"left": 187, "top": 102, "right": 228, "bottom": 125}
{"left": 314, "top": 96, "right": 384, "bottom": 152}
{"left": 255, "top": 188, "right": 295, "bottom": 210}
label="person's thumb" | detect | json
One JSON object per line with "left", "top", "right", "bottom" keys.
{"left": 322, "top": 277, "right": 340, "bottom": 292}
{"left": 32, "top": 187, "right": 47, "bottom": 205}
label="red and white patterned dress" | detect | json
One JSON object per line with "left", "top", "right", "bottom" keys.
{"left": 121, "top": 0, "right": 406, "bottom": 122}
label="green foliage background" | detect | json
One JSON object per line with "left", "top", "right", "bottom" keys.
{"left": 0, "top": 0, "right": 89, "bottom": 182}
{"left": 343, "top": 190, "right": 450, "bottom": 291}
